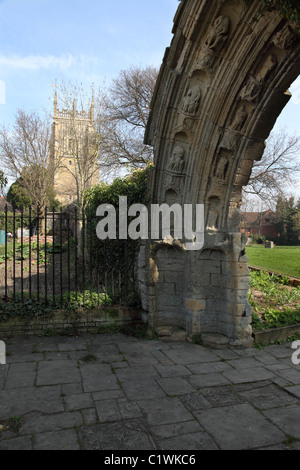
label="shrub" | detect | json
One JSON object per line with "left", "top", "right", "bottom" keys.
{"left": 81, "top": 167, "right": 151, "bottom": 305}
{"left": 84, "top": 166, "right": 151, "bottom": 214}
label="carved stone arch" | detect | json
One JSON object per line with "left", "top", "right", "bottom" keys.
{"left": 140, "top": 0, "right": 300, "bottom": 348}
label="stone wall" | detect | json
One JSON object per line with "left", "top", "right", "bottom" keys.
{"left": 0, "top": 307, "right": 141, "bottom": 338}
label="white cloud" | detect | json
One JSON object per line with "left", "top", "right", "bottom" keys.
{"left": 0, "top": 54, "right": 74, "bottom": 70}
{"left": 0, "top": 80, "right": 5, "bottom": 104}
{"left": 291, "top": 78, "right": 300, "bottom": 105}
{"left": 0, "top": 54, "right": 102, "bottom": 81}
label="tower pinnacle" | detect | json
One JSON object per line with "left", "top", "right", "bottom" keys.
{"left": 90, "top": 95, "right": 95, "bottom": 122}
{"left": 54, "top": 91, "right": 57, "bottom": 117}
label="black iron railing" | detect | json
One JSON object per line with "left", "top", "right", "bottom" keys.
{"left": 0, "top": 206, "right": 139, "bottom": 309}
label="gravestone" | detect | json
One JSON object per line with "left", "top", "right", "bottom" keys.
{"left": 265, "top": 241, "right": 274, "bottom": 249}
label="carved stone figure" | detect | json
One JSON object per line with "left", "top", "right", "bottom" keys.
{"left": 163, "top": 172, "right": 184, "bottom": 202}
{"left": 193, "top": 48, "right": 219, "bottom": 75}
{"left": 256, "top": 54, "right": 277, "bottom": 83}
{"left": 181, "top": 85, "right": 202, "bottom": 115}
{"left": 206, "top": 197, "right": 222, "bottom": 230}
{"left": 182, "top": 117, "right": 195, "bottom": 131}
{"left": 197, "top": 51, "right": 214, "bottom": 71}
{"left": 273, "top": 26, "right": 296, "bottom": 50}
{"left": 205, "top": 16, "right": 230, "bottom": 52}
{"left": 169, "top": 145, "right": 185, "bottom": 173}
{"left": 239, "top": 76, "right": 262, "bottom": 103}
{"left": 219, "top": 129, "right": 237, "bottom": 152}
{"left": 231, "top": 106, "right": 248, "bottom": 131}
{"left": 215, "top": 155, "right": 228, "bottom": 180}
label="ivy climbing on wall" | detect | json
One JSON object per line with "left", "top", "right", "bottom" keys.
{"left": 257, "top": 0, "right": 300, "bottom": 27}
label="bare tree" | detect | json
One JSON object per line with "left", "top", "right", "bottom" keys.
{"left": 0, "top": 170, "right": 7, "bottom": 195}
{"left": 243, "top": 128, "right": 300, "bottom": 207}
{"left": 99, "top": 65, "right": 158, "bottom": 175}
{"left": 0, "top": 109, "right": 58, "bottom": 212}
{"left": 107, "top": 65, "right": 157, "bottom": 128}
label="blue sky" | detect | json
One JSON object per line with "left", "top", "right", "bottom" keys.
{"left": 0, "top": 0, "right": 299, "bottom": 131}
{"left": 0, "top": 0, "right": 299, "bottom": 196}
{"left": 0, "top": 0, "right": 179, "bottom": 125}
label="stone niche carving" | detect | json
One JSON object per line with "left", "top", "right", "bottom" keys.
{"left": 163, "top": 171, "right": 185, "bottom": 204}
{"left": 240, "top": 54, "right": 278, "bottom": 104}
{"left": 168, "top": 145, "right": 185, "bottom": 173}
{"left": 218, "top": 104, "right": 248, "bottom": 153}
{"left": 181, "top": 117, "right": 196, "bottom": 132}
{"left": 192, "top": 15, "right": 230, "bottom": 76}
{"left": 219, "top": 128, "right": 239, "bottom": 152}
{"left": 193, "top": 49, "right": 221, "bottom": 76}
{"left": 181, "top": 85, "right": 202, "bottom": 116}
{"left": 204, "top": 15, "right": 230, "bottom": 53}
{"left": 231, "top": 105, "right": 248, "bottom": 131}
{"left": 256, "top": 54, "right": 278, "bottom": 83}
{"left": 273, "top": 25, "right": 296, "bottom": 50}
{"left": 239, "top": 75, "right": 262, "bottom": 103}
{"left": 215, "top": 154, "right": 229, "bottom": 180}
{"left": 165, "top": 188, "right": 180, "bottom": 205}
{"left": 206, "top": 196, "right": 222, "bottom": 231}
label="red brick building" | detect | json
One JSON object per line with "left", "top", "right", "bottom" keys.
{"left": 240, "top": 210, "right": 278, "bottom": 238}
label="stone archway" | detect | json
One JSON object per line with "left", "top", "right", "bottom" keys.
{"left": 138, "top": 0, "right": 300, "bottom": 348}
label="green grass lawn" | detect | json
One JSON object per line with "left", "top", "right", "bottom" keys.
{"left": 246, "top": 245, "right": 300, "bottom": 278}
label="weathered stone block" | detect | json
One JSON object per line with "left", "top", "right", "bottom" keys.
{"left": 156, "top": 294, "right": 182, "bottom": 307}
{"left": 227, "top": 302, "right": 252, "bottom": 318}
{"left": 195, "top": 261, "right": 221, "bottom": 274}
{"left": 191, "top": 274, "right": 211, "bottom": 287}
{"left": 185, "top": 298, "right": 206, "bottom": 312}
{"left": 211, "top": 274, "right": 250, "bottom": 290}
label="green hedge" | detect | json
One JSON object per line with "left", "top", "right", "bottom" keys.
{"left": 84, "top": 166, "right": 150, "bottom": 214}
{"left": 82, "top": 167, "right": 151, "bottom": 306}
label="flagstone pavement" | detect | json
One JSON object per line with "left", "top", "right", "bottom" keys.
{"left": 0, "top": 332, "right": 300, "bottom": 451}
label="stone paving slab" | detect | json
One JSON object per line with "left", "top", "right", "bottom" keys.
{"left": 80, "top": 363, "right": 120, "bottom": 393}
{"left": 33, "top": 429, "right": 80, "bottom": 450}
{"left": 4, "top": 363, "right": 37, "bottom": 389}
{"left": 263, "top": 406, "right": 300, "bottom": 439}
{"left": 37, "top": 360, "right": 82, "bottom": 386}
{"left": 237, "top": 383, "right": 299, "bottom": 410}
{"left": 158, "top": 431, "right": 218, "bottom": 451}
{"left": 138, "top": 397, "right": 194, "bottom": 426}
{"left": 0, "top": 333, "right": 300, "bottom": 451}
{"left": 79, "top": 419, "right": 155, "bottom": 451}
{"left": 194, "top": 404, "right": 286, "bottom": 450}
{"left": 0, "top": 385, "right": 64, "bottom": 421}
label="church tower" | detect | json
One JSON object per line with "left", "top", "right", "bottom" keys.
{"left": 50, "top": 92, "right": 99, "bottom": 206}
